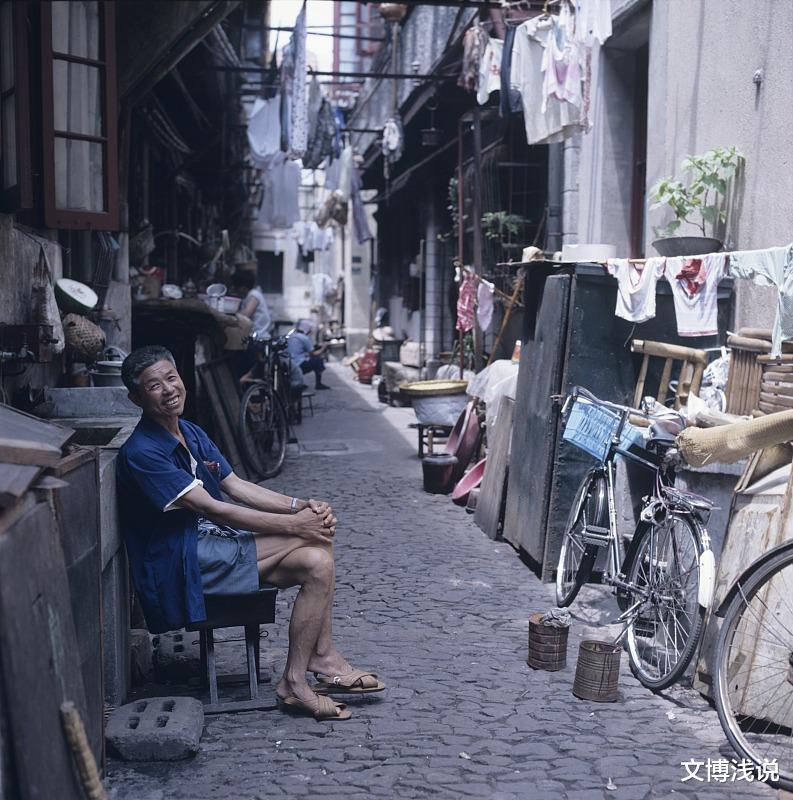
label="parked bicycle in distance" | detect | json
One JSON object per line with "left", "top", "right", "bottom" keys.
{"left": 238, "top": 332, "right": 291, "bottom": 479}
{"left": 555, "top": 386, "right": 716, "bottom": 691}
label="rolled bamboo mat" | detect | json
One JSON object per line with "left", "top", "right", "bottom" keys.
{"left": 678, "top": 409, "right": 793, "bottom": 467}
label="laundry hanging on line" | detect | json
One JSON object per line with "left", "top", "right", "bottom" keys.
{"left": 604, "top": 244, "right": 793, "bottom": 354}
{"left": 605, "top": 253, "right": 726, "bottom": 339}
{"left": 462, "top": 0, "right": 612, "bottom": 144}
{"left": 456, "top": 273, "right": 477, "bottom": 333}
{"left": 280, "top": 3, "right": 308, "bottom": 160}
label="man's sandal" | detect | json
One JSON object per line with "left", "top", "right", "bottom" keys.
{"left": 312, "top": 669, "right": 385, "bottom": 695}
{"left": 278, "top": 693, "right": 352, "bottom": 721}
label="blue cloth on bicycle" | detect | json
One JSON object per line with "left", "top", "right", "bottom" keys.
{"left": 116, "top": 416, "right": 233, "bottom": 633}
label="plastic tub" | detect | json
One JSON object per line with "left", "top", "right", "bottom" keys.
{"left": 446, "top": 404, "right": 482, "bottom": 482}
{"left": 451, "top": 458, "right": 486, "bottom": 506}
{"left": 421, "top": 453, "right": 458, "bottom": 494}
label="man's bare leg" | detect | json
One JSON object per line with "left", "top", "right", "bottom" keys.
{"left": 258, "top": 546, "right": 338, "bottom": 704}
{"left": 305, "top": 571, "right": 354, "bottom": 679}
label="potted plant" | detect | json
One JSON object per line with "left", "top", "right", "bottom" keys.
{"left": 649, "top": 146, "right": 744, "bottom": 256}
{"left": 482, "top": 211, "right": 528, "bottom": 257}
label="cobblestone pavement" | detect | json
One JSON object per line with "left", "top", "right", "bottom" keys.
{"left": 107, "top": 366, "right": 777, "bottom": 800}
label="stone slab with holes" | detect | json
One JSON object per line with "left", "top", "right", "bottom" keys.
{"left": 105, "top": 697, "right": 204, "bottom": 761}
{"left": 151, "top": 630, "right": 201, "bottom": 682}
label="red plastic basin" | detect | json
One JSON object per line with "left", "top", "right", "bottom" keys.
{"left": 451, "top": 458, "right": 487, "bottom": 506}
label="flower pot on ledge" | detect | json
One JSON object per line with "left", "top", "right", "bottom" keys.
{"left": 652, "top": 236, "right": 723, "bottom": 257}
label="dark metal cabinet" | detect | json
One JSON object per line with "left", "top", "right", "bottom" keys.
{"left": 504, "top": 262, "right": 733, "bottom": 580}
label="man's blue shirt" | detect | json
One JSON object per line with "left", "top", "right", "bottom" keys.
{"left": 116, "top": 415, "right": 232, "bottom": 633}
{"left": 286, "top": 332, "right": 313, "bottom": 367}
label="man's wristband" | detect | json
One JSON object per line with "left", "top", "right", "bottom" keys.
{"left": 290, "top": 497, "right": 300, "bottom": 513}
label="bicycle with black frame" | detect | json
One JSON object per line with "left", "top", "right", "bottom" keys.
{"left": 238, "top": 332, "right": 292, "bottom": 479}
{"left": 556, "top": 386, "right": 716, "bottom": 691}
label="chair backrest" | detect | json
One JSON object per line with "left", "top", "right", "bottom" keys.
{"left": 631, "top": 339, "right": 708, "bottom": 410}
{"left": 724, "top": 333, "right": 769, "bottom": 415}
{"left": 756, "top": 354, "right": 793, "bottom": 416}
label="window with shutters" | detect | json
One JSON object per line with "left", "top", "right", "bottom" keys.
{"left": 40, "top": 0, "right": 118, "bottom": 229}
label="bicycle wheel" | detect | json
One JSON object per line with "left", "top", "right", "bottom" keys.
{"left": 238, "top": 382, "right": 288, "bottom": 479}
{"left": 556, "top": 470, "right": 605, "bottom": 607}
{"left": 624, "top": 512, "right": 706, "bottom": 690}
{"left": 714, "top": 546, "right": 793, "bottom": 791}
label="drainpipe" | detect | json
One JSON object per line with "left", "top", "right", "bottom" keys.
{"left": 546, "top": 142, "right": 564, "bottom": 252}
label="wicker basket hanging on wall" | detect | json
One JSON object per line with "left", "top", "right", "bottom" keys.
{"left": 62, "top": 313, "right": 105, "bottom": 363}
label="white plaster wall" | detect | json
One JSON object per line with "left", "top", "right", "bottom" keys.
{"left": 250, "top": 232, "right": 311, "bottom": 326}
{"left": 646, "top": 0, "right": 793, "bottom": 329}
{"left": 343, "top": 193, "right": 377, "bottom": 354}
{"left": 388, "top": 296, "right": 421, "bottom": 343}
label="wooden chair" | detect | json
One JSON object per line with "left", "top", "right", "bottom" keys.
{"left": 755, "top": 354, "right": 793, "bottom": 415}
{"left": 723, "top": 329, "right": 793, "bottom": 417}
{"left": 724, "top": 333, "right": 769, "bottom": 415}
{"left": 631, "top": 339, "right": 708, "bottom": 410}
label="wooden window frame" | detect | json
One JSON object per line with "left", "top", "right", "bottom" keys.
{"left": 0, "top": 1, "right": 33, "bottom": 211}
{"left": 40, "top": 0, "right": 118, "bottom": 230}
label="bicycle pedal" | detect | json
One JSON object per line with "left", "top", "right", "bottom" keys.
{"left": 633, "top": 615, "right": 658, "bottom": 638}
{"left": 582, "top": 524, "right": 611, "bottom": 547}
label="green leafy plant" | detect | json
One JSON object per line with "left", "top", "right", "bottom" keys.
{"left": 481, "top": 211, "right": 527, "bottom": 241}
{"left": 649, "top": 146, "right": 745, "bottom": 238}
{"left": 438, "top": 177, "right": 461, "bottom": 243}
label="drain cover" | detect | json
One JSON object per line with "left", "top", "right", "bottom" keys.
{"left": 301, "top": 441, "right": 350, "bottom": 453}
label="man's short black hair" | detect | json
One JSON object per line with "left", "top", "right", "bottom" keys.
{"left": 121, "top": 346, "right": 176, "bottom": 393}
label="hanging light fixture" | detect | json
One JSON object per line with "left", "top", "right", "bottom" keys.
{"left": 421, "top": 96, "right": 441, "bottom": 148}
{"left": 379, "top": 2, "right": 409, "bottom": 200}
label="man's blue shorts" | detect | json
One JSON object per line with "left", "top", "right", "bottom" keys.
{"left": 196, "top": 519, "right": 259, "bottom": 595}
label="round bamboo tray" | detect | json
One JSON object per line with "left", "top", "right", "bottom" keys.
{"left": 399, "top": 379, "right": 468, "bottom": 397}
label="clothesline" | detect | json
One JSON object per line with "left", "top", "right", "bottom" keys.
{"left": 604, "top": 244, "right": 793, "bottom": 358}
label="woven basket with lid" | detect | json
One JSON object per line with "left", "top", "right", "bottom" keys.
{"left": 63, "top": 313, "right": 105, "bottom": 362}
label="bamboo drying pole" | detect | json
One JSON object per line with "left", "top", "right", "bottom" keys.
{"left": 60, "top": 702, "right": 107, "bottom": 800}
{"left": 487, "top": 273, "right": 525, "bottom": 366}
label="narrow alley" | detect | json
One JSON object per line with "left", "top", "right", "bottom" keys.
{"left": 106, "top": 366, "right": 776, "bottom": 800}
{"left": 3, "top": 2, "right": 793, "bottom": 798}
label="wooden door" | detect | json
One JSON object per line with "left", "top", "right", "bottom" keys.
{"left": 502, "top": 274, "right": 571, "bottom": 563}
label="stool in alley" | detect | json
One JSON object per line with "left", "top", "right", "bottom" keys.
{"left": 186, "top": 586, "right": 278, "bottom": 714}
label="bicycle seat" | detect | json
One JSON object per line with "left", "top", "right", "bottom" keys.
{"left": 648, "top": 415, "right": 685, "bottom": 444}
{"left": 649, "top": 425, "right": 676, "bottom": 446}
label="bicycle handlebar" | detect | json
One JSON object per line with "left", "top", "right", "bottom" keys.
{"left": 562, "top": 385, "right": 688, "bottom": 439}
{"left": 563, "top": 385, "right": 646, "bottom": 419}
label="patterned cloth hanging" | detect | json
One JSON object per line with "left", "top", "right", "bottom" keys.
{"left": 456, "top": 273, "right": 477, "bottom": 332}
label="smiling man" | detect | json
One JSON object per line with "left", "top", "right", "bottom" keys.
{"left": 116, "top": 345, "right": 383, "bottom": 720}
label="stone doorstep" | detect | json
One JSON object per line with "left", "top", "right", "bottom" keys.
{"left": 105, "top": 697, "right": 204, "bottom": 761}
